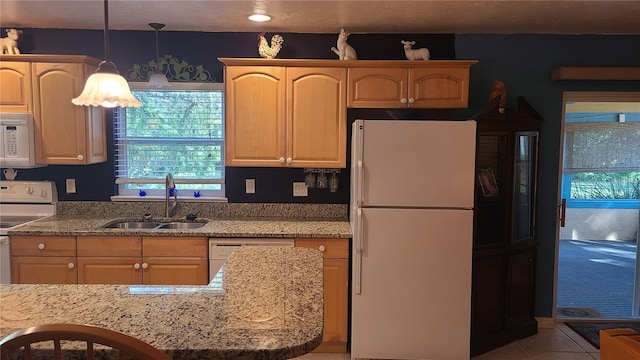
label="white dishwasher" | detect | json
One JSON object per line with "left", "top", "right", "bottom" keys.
{"left": 208, "top": 238, "right": 294, "bottom": 281}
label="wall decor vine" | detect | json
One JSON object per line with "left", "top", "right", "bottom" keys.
{"left": 126, "top": 54, "right": 215, "bottom": 82}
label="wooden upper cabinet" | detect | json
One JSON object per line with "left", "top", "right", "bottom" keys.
{"left": 0, "top": 55, "right": 106, "bottom": 165}
{"left": 287, "top": 67, "right": 346, "bottom": 168}
{"left": 0, "top": 61, "right": 32, "bottom": 112}
{"left": 224, "top": 66, "right": 286, "bottom": 167}
{"left": 221, "top": 58, "right": 347, "bottom": 168}
{"left": 32, "top": 61, "right": 106, "bottom": 165}
{"left": 347, "top": 60, "right": 477, "bottom": 109}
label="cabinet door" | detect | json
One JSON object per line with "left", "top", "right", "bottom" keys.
{"left": 506, "top": 250, "right": 536, "bottom": 328}
{"left": 12, "top": 256, "right": 77, "bottom": 284}
{"left": 322, "top": 258, "right": 349, "bottom": 345}
{"left": 410, "top": 67, "right": 470, "bottom": 108}
{"left": 471, "top": 255, "right": 506, "bottom": 338}
{"left": 296, "top": 238, "right": 349, "bottom": 352}
{"left": 77, "top": 257, "right": 143, "bottom": 284}
{"left": 225, "top": 66, "right": 286, "bottom": 166}
{"left": 142, "top": 237, "right": 208, "bottom": 285}
{"left": 143, "top": 257, "right": 209, "bottom": 285}
{"left": 31, "top": 62, "right": 106, "bottom": 164}
{"left": 347, "top": 67, "right": 407, "bottom": 108}
{"left": 0, "top": 61, "right": 32, "bottom": 112}
{"left": 287, "top": 67, "right": 347, "bottom": 168}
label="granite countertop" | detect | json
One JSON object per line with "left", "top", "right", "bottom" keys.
{"left": 0, "top": 247, "right": 324, "bottom": 360}
{"left": 8, "top": 215, "right": 352, "bottom": 238}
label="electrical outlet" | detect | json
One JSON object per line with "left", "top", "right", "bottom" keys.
{"left": 246, "top": 179, "right": 256, "bottom": 194}
{"left": 66, "top": 178, "right": 76, "bottom": 194}
{"left": 293, "top": 182, "right": 308, "bottom": 197}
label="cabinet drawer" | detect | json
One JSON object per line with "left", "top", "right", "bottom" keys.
{"left": 10, "top": 236, "right": 75, "bottom": 256}
{"left": 296, "top": 238, "right": 349, "bottom": 259}
{"left": 143, "top": 237, "right": 207, "bottom": 257}
{"left": 77, "top": 236, "right": 142, "bottom": 257}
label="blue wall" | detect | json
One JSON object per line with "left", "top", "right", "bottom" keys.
{"left": 456, "top": 34, "right": 640, "bottom": 317}
{"left": 9, "top": 29, "right": 455, "bottom": 203}
{"left": 5, "top": 28, "right": 640, "bottom": 318}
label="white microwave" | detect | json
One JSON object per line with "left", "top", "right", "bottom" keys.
{"left": 0, "top": 113, "right": 43, "bottom": 168}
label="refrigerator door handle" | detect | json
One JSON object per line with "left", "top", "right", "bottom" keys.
{"left": 354, "top": 121, "right": 364, "bottom": 207}
{"left": 354, "top": 208, "right": 363, "bottom": 294}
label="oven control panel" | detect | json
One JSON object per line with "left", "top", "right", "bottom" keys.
{"left": 0, "top": 181, "right": 58, "bottom": 204}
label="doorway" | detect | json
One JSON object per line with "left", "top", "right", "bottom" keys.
{"left": 555, "top": 92, "right": 640, "bottom": 320}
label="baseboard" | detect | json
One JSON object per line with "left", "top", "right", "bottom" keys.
{"left": 312, "top": 342, "right": 347, "bottom": 353}
{"left": 537, "top": 316, "right": 555, "bottom": 329}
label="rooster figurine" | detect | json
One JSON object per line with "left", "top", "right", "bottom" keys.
{"left": 258, "top": 32, "right": 284, "bottom": 59}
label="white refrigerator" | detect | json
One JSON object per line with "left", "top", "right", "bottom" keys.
{"left": 350, "top": 119, "right": 477, "bottom": 360}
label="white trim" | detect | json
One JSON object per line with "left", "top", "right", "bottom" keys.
{"left": 110, "top": 195, "right": 228, "bottom": 203}
{"left": 115, "top": 178, "right": 225, "bottom": 185}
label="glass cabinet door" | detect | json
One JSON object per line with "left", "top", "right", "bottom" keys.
{"left": 475, "top": 134, "right": 508, "bottom": 247}
{"left": 512, "top": 132, "right": 538, "bottom": 241}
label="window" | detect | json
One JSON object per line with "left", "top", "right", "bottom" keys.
{"left": 563, "top": 114, "right": 640, "bottom": 201}
{"left": 113, "top": 82, "right": 225, "bottom": 200}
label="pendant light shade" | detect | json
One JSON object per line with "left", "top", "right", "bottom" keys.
{"left": 72, "top": 0, "right": 141, "bottom": 108}
{"left": 147, "top": 23, "right": 171, "bottom": 88}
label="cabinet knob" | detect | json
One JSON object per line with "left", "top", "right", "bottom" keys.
{"left": 38, "top": 243, "right": 45, "bottom": 250}
{"left": 141, "top": 263, "right": 149, "bottom": 269}
{"left": 77, "top": 154, "right": 84, "bottom": 161}
{"left": 318, "top": 245, "right": 326, "bottom": 252}
{"left": 408, "top": 97, "right": 415, "bottom": 104}
{"left": 286, "top": 157, "right": 292, "bottom": 164}
{"left": 68, "top": 262, "right": 75, "bottom": 269}
{"left": 134, "top": 263, "right": 141, "bottom": 270}
{"left": 401, "top": 98, "right": 408, "bottom": 104}
{"left": 279, "top": 157, "right": 285, "bottom": 163}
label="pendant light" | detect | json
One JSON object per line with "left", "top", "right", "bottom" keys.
{"left": 147, "top": 23, "right": 171, "bottom": 88}
{"left": 72, "top": 0, "right": 141, "bottom": 108}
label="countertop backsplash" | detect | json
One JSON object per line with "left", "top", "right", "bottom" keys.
{"left": 56, "top": 201, "right": 349, "bottom": 220}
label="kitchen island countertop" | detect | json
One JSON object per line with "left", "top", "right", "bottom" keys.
{"left": 7, "top": 215, "right": 352, "bottom": 238}
{"left": 0, "top": 246, "right": 324, "bottom": 359}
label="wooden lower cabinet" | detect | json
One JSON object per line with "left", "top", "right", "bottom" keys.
{"left": 77, "top": 236, "right": 208, "bottom": 285}
{"left": 12, "top": 256, "right": 77, "bottom": 284}
{"left": 10, "top": 236, "right": 77, "bottom": 284}
{"left": 471, "top": 247, "right": 537, "bottom": 356}
{"left": 295, "top": 238, "right": 349, "bottom": 353}
{"left": 11, "top": 235, "right": 208, "bottom": 285}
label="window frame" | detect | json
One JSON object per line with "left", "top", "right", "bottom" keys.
{"left": 110, "top": 82, "right": 227, "bottom": 202}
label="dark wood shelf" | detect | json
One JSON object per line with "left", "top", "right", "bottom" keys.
{"left": 551, "top": 67, "right": 640, "bottom": 81}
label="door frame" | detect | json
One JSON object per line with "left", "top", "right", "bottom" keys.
{"left": 553, "top": 91, "right": 640, "bottom": 320}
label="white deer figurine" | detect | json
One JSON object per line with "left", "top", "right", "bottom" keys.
{"left": 401, "top": 40, "right": 430, "bottom": 60}
{"left": 0, "top": 28, "right": 23, "bottom": 54}
{"left": 331, "top": 29, "right": 357, "bottom": 60}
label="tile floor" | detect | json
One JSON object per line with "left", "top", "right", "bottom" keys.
{"left": 296, "top": 323, "right": 601, "bottom": 360}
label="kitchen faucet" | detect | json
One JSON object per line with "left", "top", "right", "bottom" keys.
{"left": 165, "top": 172, "right": 177, "bottom": 217}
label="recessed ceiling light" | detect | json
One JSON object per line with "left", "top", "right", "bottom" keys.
{"left": 248, "top": 13, "right": 271, "bottom": 22}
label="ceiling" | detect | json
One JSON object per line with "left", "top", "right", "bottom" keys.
{"left": 1, "top": 0, "right": 640, "bottom": 35}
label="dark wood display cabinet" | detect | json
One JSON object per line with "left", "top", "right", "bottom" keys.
{"left": 470, "top": 96, "right": 542, "bottom": 357}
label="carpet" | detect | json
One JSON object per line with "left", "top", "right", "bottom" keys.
{"left": 566, "top": 322, "right": 640, "bottom": 349}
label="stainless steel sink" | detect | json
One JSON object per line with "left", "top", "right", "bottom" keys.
{"left": 102, "top": 220, "right": 208, "bottom": 230}
{"left": 103, "top": 221, "right": 162, "bottom": 229}
{"left": 157, "top": 222, "right": 206, "bottom": 230}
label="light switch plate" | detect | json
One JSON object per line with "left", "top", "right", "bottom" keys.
{"left": 293, "top": 182, "right": 308, "bottom": 197}
{"left": 246, "top": 179, "right": 256, "bottom": 194}
{"left": 66, "top": 178, "right": 76, "bottom": 194}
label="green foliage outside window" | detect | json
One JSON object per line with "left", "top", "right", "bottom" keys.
{"left": 116, "top": 87, "right": 224, "bottom": 195}
{"left": 571, "top": 172, "right": 640, "bottom": 199}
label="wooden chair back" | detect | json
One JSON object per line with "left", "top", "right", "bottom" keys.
{"left": 0, "top": 323, "right": 171, "bottom": 360}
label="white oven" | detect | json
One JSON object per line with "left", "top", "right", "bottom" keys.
{"left": 0, "top": 180, "right": 57, "bottom": 283}
{"left": 208, "top": 238, "right": 295, "bottom": 281}
{"left": 0, "top": 113, "right": 43, "bottom": 169}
